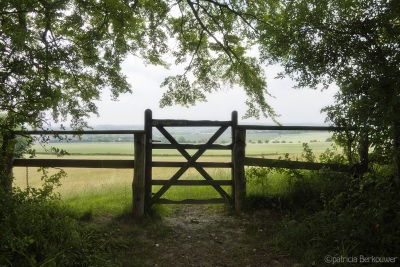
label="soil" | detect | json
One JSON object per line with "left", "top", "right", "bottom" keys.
{"left": 141, "top": 205, "right": 300, "bottom": 267}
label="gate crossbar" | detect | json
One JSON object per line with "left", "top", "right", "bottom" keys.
{"left": 150, "top": 125, "right": 231, "bottom": 204}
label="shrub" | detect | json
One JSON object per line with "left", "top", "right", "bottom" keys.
{"left": 246, "top": 144, "right": 400, "bottom": 265}
{"left": 0, "top": 169, "right": 109, "bottom": 266}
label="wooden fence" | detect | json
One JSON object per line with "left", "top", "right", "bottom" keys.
{"left": 12, "top": 110, "right": 363, "bottom": 218}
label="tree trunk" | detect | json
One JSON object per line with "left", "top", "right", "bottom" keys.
{"left": 358, "top": 130, "right": 369, "bottom": 176}
{"left": 0, "top": 132, "right": 15, "bottom": 191}
{"left": 393, "top": 121, "right": 400, "bottom": 180}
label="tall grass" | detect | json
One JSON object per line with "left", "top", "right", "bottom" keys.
{"left": 13, "top": 156, "right": 232, "bottom": 217}
{"left": 244, "top": 146, "right": 400, "bottom": 266}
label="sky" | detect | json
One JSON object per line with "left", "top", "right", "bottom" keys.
{"left": 89, "top": 55, "right": 338, "bottom": 126}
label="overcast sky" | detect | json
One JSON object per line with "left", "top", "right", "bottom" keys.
{"left": 89, "top": 55, "right": 338, "bottom": 126}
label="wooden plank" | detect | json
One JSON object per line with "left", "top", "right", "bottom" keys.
{"left": 13, "top": 159, "right": 134, "bottom": 168}
{"left": 237, "top": 125, "right": 351, "bottom": 131}
{"left": 152, "top": 180, "right": 232, "bottom": 186}
{"left": 14, "top": 130, "right": 145, "bottom": 135}
{"left": 152, "top": 161, "right": 232, "bottom": 168}
{"left": 152, "top": 119, "right": 232, "bottom": 127}
{"left": 233, "top": 129, "right": 246, "bottom": 212}
{"left": 244, "top": 157, "right": 351, "bottom": 172}
{"left": 156, "top": 198, "right": 229, "bottom": 204}
{"left": 132, "top": 133, "right": 146, "bottom": 218}
{"left": 152, "top": 144, "right": 232, "bottom": 150}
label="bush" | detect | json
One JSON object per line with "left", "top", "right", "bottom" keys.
{"left": 246, "top": 145, "right": 400, "bottom": 265}
{"left": 0, "top": 170, "right": 109, "bottom": 266}
{"left": 270, "top": 169, "right": 400, "bottom": 265}
{"left": 0, "top": 190, "right": 95, "bottom": 266}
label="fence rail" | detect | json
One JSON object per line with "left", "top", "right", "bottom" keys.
{"left": 244, "top": 157, "right": 352, "bottom": 172}
{"left": 13, "top": 159, "right": 135, "bottom": 169}
{"left": 237, "top": 125, "right": 352, "bottom": 131}
{"left": 14, "top": 130, "right": 145, "bottom": 135}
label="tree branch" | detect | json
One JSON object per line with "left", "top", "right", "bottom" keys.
{"left": 186, "top": 0, "right": 238, "bottom": 63}
{"left": 183, "top": 30, "right": 205, "bottom": 76}
{"left": 201, "top": 0, "right": 258, "bottom": 32}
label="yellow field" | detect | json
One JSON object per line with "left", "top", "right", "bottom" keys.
{"left": 12, "top": 139, "right": 339, "bottom": 215}
{"left": 13, "top": 154, "right": 233, "bottom": 215}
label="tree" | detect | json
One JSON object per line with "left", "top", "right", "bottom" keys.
{"left": 257, "top": 0, "right": 400, "bottom": 176}
{"left": 0, "top": 0, "right": 278, "bottom": 190}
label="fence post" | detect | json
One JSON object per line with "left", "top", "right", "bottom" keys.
{"left": 144, "top": 109, "right": 153, "bottom": 208}
{"left": 231, "top": 111, "right": 238, "bottom": 204}
{"left": 233, "top": 128, "right": 246, "bottom": 212}
{"left": 132, "top": 133, "right": 146, "bottom": 218}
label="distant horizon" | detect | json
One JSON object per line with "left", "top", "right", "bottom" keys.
{"left": 89, "top": 121, "right": 330, "bottom": 127}
{"left": 51, "top": 121, "right": 331, "bottom": 131}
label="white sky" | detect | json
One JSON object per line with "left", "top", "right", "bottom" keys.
{"left": 89, "top": 55, "right": 338, "bottom": 126}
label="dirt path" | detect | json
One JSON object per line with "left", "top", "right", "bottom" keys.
{"left": 143, "top": 205, "right": 298, "bottom": 267}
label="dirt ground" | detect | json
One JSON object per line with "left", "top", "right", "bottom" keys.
{"left": 141, "top": 205, "right": 301, "bottom": 267}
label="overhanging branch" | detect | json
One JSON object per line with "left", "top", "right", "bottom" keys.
{"left": 186, "top": 0, "right": 238, "bottom": 63}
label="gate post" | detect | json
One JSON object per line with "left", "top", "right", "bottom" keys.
{"left": 231, "top": 111, "right": 238, "bottom": 204}
{"left": 133, "top": 133, "right": 146, "bottom": 218}
{"left": 144, "top": 109, "right": 153, "bottom": 208}
{"left": 233, "top": 128, "right": 246, "bottom": 212}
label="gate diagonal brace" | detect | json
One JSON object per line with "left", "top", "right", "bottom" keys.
{"left": 151, "top": 125, "right": 232, "bottom": 204}
{"left": 156, "top": 126, "right": 232, "bottom": 202}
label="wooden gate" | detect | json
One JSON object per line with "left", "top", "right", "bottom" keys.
{"left": 144, "top": 109, "right": 238, "bottom": 206}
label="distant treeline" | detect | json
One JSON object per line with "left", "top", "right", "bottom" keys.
{"left": 45, "top": 135, "right": 135, "bottom": 143}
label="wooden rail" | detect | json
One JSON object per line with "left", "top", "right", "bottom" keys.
{"left": 237, "top": 125, "right": 350, "bottom": 131}
{"left": 152, "top": 162, "right": 231, "bottom": 168}
{"left": 152, "top": 180, "right": 232, "bottom": 186}
{"left": 14, "top": 130, "right": 145, "bottom": 135}
{"left": 13, "top": 159, "right": 134, "bottom": 168}
{"left": 152, "top": 119, "right": 231, "bottom": 127}
{"left": 152, "top": 144, "right": 231, "bottom": 150}
{"left": 244, "top": 157, "right": 352, "bottom": 172}
{"left": 157, "top": 198, "right": 227, "bottom": 204}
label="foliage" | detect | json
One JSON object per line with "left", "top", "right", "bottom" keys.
{"left": 247, "top": 144, "right": 348, "bottom": 211}
{"left": 246, "top": 144, "right": 400, "bottom": 265}
{"left": 257, "top": 0, "right": 400, "bottom": 176}
{"left": 0, "top": 0, "right": 275, "bottom": 134}
{"left": 0, "top": 0, "right": 277, "bottom": 190}
{"left": 268, "top": 168, "right": 400, "bottom": 265}
{"left": 0, "top": 172, "right": 97, "bottom": 266}
{"left": 0, "top": 167, "right": 152, "bottom": 266}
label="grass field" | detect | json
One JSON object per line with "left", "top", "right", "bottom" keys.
{"left": 13, "top": 155, "right": 233, "bottom": 216}
{"left": 31, "top": 140, "right": 335, "bottom": 157}
{"left": 14, "top": 131, "right": 338, "bottom": 216}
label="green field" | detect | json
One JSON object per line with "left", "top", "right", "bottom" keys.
{"left": 31, "top": 140, "right": 335, "bottom": 158}
{"left": 14, "top": 131, "right": 338, "bottom": 215}
{"left": 13, "top": 156, "right": 232, "bottom": 216}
